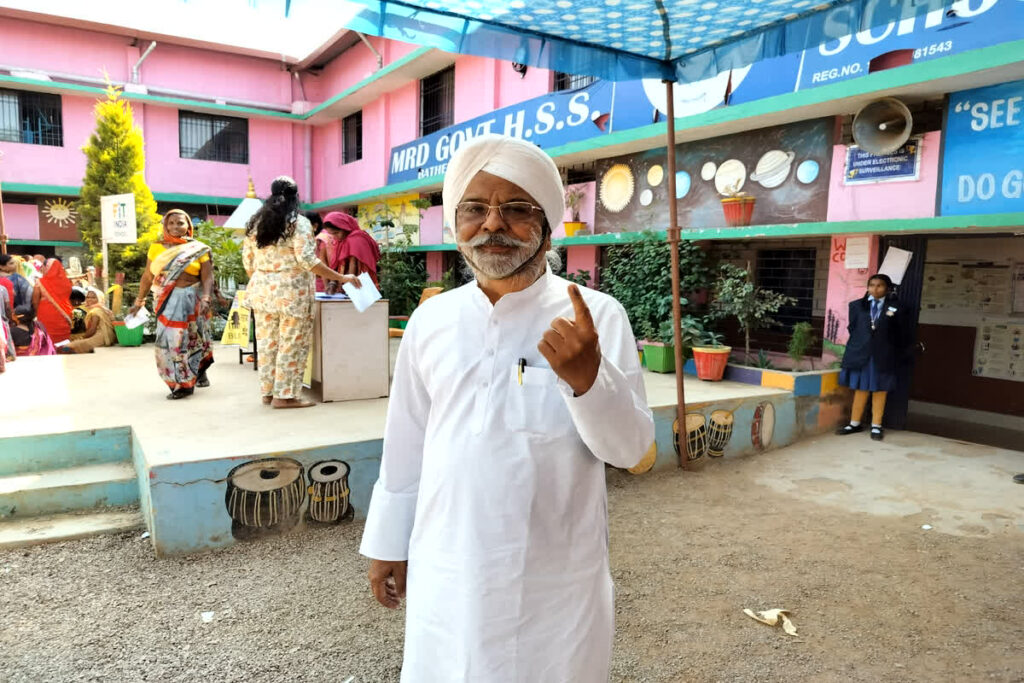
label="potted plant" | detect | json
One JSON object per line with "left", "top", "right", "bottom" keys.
{"left": 719, "top": 182, "right": 756, "bottom": 227}
{"left": 708, "top": 263, "right": 796, "bottom": 365}
{"left": 691, "top": 330, "right": 731, "bottom": 381}
{"left": 563, "top": 186, "right": 587, "bottom": 237}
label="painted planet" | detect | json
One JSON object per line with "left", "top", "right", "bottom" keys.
{"left": 701, "top": 161, "right": 717, "bottom": 181}
{"left": 750, "top": 150, "right": 796, "bottom": 189}
{"left": 675, "top": 170, "right": 691, "bottom": 199}
{"left": 647, "top": 164, "right": 664, "bottom": 186}
{"left": 600, "top": 163, "right": 635, "bottom": 213}
{"left": 713, "top": 159, "right": 746, "bottom": 195}
{"left": 639, "top": 188, "right": 653, "bottom": 206}
{"left": 796, "top": 159, "right": 820, "bottom": 184}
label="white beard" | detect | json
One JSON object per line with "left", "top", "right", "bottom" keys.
{"left": 458, "top": 229, "right": 544, "bottom": 281}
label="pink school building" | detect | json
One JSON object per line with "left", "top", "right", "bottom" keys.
{"left": 2, "top": 5, "right": 1024, "bottom": 440}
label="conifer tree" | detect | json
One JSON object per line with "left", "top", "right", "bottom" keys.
{"left": 77, "top": 84, "right": 161, "bottom": 282}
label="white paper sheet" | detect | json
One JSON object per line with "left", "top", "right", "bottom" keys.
{"left": 124, "top": 307, "right": 150, "bottom": 329}
{"left": 844, "top": 236, "right": 870, "bottom": 269}
{"left": 341, "top": 272, "right": 382, "bottom": 313}
{"left": 878, "top": 247, "right": 913, "bottom": 285}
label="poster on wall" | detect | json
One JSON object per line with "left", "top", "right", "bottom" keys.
{"left": 844, "top": 237, "right": 871, "bottom": 269}
{"left": 593, "top": 118, "right": 834, "bottom": 233}
{"left": 36, "top": 197, "right": 80, "bottom": 242}
{"left": 941, "top": 78, "right": 1024, "bottom": 216}
{"left": 973, "top": 319, "right": 1024, "bottom": 382}
{"left": 356, "top": 194, "right": 423, "bottom": 246}
{"left": 920, "top": 262, "right": 1013, "bottom": 324}
{"left": 843, "top": 138, "right": 921, "bottom": 185}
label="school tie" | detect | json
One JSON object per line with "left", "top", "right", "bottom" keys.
{"left": 871, "top": 299, "right": 880, "bottom": 323}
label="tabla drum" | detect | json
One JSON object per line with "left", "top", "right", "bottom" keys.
{"left": 628, "top": 441, "right": 657, "bottom": 475}
{"left": 307, "top": 460, "right": 352, "bottom": 523}
{"left": 225, "top": 457, "right": 306, "bottom": 539}
{"left": 751, "top": 401, "right": 776, "bottom": 451}
{"left": 707, "top": 409, "right": 735, "bottom": 458}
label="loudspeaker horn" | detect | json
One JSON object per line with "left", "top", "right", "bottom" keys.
{"left": 852, "top": 97, "right": 913, "bottom": 155}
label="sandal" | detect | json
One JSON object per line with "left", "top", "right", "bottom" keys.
{"left": 197, "top": 373, "right": 210, "bottom": 388}
{"left": 166, "top": 388, "right": 194, "bottom": 400}
{"left": 261, "top": 396, "right": 273, "bottom": 405}
{"left": 271, "top": 398, "right": 316, "bottom": 409}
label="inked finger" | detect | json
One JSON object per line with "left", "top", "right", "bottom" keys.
{"left": 568, "top": 285, "right": 594, "bottom": 329}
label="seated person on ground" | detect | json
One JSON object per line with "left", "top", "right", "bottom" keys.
{"left": 70, "top": 288, "right": 87, "bottom": 336}
{"left": 62, "top": 289, "right": 117, "bottom": 354}
{"left": 12, "top": 305, "right": 56, "bottom": 356}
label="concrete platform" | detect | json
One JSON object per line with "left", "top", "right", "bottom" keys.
{"left": 2, "top": 343, "right": 841, "bottom": 554}
{"left": 0, "top": 510, "right": 142, "bottom": 549}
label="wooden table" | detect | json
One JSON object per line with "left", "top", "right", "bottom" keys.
{"left": 308, "top": 299, "right": 390, "bottom": 402}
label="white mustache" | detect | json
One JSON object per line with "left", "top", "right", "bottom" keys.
{"left": 462, "top": 232, "right": 534, "bottom": 249}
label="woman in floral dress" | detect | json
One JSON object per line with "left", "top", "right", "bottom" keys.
{"left": 243, "top": 176, "right": 360, "bottom": 409}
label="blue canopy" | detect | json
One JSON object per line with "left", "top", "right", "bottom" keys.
{"left": 341, "top": 0, "right": 954, "bottom": 82}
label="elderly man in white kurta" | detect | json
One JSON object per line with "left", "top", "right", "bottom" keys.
{"left": 360, "top": 134, "right": 655, "bottom": 682}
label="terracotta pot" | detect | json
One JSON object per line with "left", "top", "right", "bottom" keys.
{"left": 720, "top": 196, "right": 756, "bottom": 227}
{"left": 692, "top": 346, "right": 732, "bottom": 381}
{"left": 564, "top": 221, "right": 587, "bottom": 237}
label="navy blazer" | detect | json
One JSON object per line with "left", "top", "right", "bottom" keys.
{"left": 841, "top": 295, "right": 909, "bottom": 373}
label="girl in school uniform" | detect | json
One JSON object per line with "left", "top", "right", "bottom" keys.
{"left": 836, "top": 273, "right": 910, "bottom": 441}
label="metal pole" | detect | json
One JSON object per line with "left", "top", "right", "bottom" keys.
{"left": 664, "top": 81, "right": 688, "bottom": 467}
{"left": 101, "top": 240, "right": 109, "bottom": 296}
{"left": 0, "top": 180, "right": 8, "bottom": 255}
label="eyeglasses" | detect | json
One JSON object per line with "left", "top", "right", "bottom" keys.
{"left": 455, "top": 201, "right": 543, "bottom": 226}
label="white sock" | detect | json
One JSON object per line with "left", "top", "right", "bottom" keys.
{"left": 849, "top": 420, "right": 861, "bottom": 427}
{"left": 871, "top": 424, "right": 882, "bottom": 430}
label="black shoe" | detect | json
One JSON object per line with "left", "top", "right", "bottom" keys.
{"left": 836, "top": 423, "right": 863, "bottom": 435}
{"left": 870, "top": 426, "right": 884, "bottom": 441}
{"left": 1013, "top": 474, "right": 1024, "bottom": 485}
{"left": 197, "top": 372, "right": 210, "bottom": 388}
{"left": 166, "top": 388, "right": 194, "bottom": 400}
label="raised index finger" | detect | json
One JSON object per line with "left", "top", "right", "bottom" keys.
{"left": 568, "top": 284, "right": 594, "bottom": 329}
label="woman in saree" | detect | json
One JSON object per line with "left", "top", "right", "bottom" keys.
{"left": 129, "top": 209, "right": 215, "bottom": 399}
{"left": 63, "top": 288, "right": 116, "bottom": 354}
{"left": 323, "top": 211, "right": 381, "bottom": 287}
{"left": 11, "top": 305, "right": 56, "bottom": 357}
{"left": 32, "top": 258, "right": 73, "bottom": 344}
{"left": 1, "top": 284, "right": 15, "bottom": 364}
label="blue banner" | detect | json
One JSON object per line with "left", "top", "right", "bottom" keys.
{"left": 388, "top": 81, "right": 615, "bottom": 184}
{"left": 941, "top": 79, "right": 1024, "bottom": 216}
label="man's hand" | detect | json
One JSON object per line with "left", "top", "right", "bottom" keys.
{"left": 538, "top": 284, "right": 601, "bottom": 396}
{"left": 369, "top": 559, "right": 407, "bottom": 609}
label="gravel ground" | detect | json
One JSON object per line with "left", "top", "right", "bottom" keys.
{"left": 2, "top": 460, "right": 1022, "bottom": 682}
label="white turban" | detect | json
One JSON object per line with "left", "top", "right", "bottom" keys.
{"left": 442, "top": 134, "right": 564, "bottom": 236}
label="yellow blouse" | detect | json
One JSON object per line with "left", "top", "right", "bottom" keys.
{"left": 147, "top": 242, "right": 210, "bottom": 277}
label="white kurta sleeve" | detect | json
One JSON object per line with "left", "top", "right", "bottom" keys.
{"left": 560, "top": 300, "right": 655, "bottom": 470}
{"left": 359, "top": 318, "right": 430, "bottom": 562}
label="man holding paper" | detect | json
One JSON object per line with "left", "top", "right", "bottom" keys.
{"left": 242, "top": 177, "right": 361, "bottom": 409}
{"left": 360, "top": 134, "right": 655, "bottom": 681}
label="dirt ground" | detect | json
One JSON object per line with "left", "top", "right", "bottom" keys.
{"left": 2, "top": 453, "right": 1022, "bottom": 682}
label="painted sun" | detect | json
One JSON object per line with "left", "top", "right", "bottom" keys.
{"left": 43, "top": 198, "right": 78, "bottom": 228}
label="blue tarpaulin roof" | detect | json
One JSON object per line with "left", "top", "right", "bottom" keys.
{"left": 340, "top": 0, "right": 958, "bottom": 82}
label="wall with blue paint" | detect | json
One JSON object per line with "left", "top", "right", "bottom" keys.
{"left": 142, "top": 440, "right": 384, "bottom": 556}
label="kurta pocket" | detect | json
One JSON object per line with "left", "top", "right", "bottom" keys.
{"left": 504, "top": 366, "right": 574, "bottom": 439}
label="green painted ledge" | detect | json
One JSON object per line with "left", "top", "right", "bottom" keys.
{"left": 405, "top": 212, "right": 1024, "bottom": 250}
{"left": 311, "top": 39, "right": 1024, "bottom": 209}
{"left": 6, "top": 239, "right": 83, "bottom": 247}
{"left": 2, "top": 183, "right": 243, "bottom": 207}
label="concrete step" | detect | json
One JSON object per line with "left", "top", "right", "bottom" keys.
{"left": 0, "top": 462, "right": 138, "bottom": 518}
{"left": 0, "top": 427, "right": 133, "bottom": 476}
{"left": 0, "top": 509, "right": 143, "bottom": 549}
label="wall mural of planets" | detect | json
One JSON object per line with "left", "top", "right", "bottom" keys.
{"left": 594, "top": 118, "right": 833, "bottom": 233}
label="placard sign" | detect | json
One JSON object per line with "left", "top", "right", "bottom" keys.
{"left": 941, "top": 79, "right": 1024, "bottom": 216}
{"left": 843, "top": 138, "right": 921, "bottom": 185}
{"left": 100, "top": 193, "right": 137, "bottom": 243}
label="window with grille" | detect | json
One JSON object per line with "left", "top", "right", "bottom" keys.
{"left": 342, "top": 111, "right": 362, "bottom": 164}
{"left": 755, "top": 248, "right": 817, "bottom": 329}
{"left": 420, "top": 67, "right": 454, "bottom": 137}
{"left": 553, "top": 72, "right": 597, "bottom": 91}
{"left": 0, "top": 89, "right": 63, "bottom": 146}
{"left": 178, "top": 111, "right": 249, "bottom": 164}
